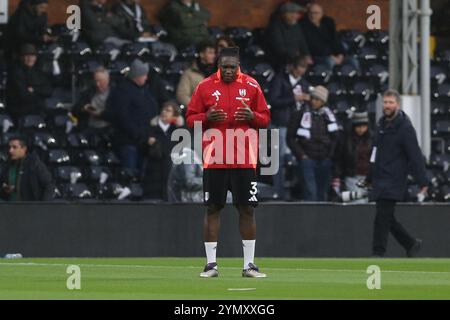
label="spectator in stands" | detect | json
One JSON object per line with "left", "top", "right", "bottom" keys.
{"left": 143, "top": 101, "right": 181, "bottom": 200}
{"left": 287, "top": 86, "right": 339, "bottom": 201}
{"left": 6, "top": 0, "right": 57, "bottom": 59}
{"left": 158, "top": 0, "right": 212, "bottom": 50}
{"left": 176, "top": 40, "right": 216, "bottom": 107}
{"left": 269, "top": 55, "right": 311, "bottom": 199}
{"left": 103, "top": 59, "right": 158, "bottom": 174}
{"left": 216, "top": 35, "right": 236, "bottom": 55}
{"left": 168, "top": 147, "right": 203, "bottom": 203}
{"left": 6, "top": 44, "right": 52, "bottom": 123}
{"left": 80, "top": 0, "right": 127, "bottom": 48}
{"left": 266, "top": 2, "right": 312, "bottom": 70}
{"left": 147, "top": 67, "right": 173, "bottom": 109}
{"left": 336, "top": 111, "right": 372, "bottom": 203}
{"left": 0, "top": 135, "right": 54, "bottom": 201}
{"left": 112, "top": 0, "right": 157, "bottom": 41}
{"left": 73, "top": 67, "right": 112, "bottom": 130}
{"left": 300, "top": 3, "right": 347, "bottom": 70}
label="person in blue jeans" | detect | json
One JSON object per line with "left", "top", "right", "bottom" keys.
{"left": 287, "top": 86, "right": 339, "bottom": 201}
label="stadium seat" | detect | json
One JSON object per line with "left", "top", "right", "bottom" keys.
{"left": 149, "top": 41, "right": 177, "bottom": 63}
{"left": 226, "top": 27, "right": 253, "bottom": 47}
{"left": 250, "top": 63, "right": 275, "bottom": 93}
{"left": 86, "top": 166, "right": 112, "bottom": 184}
{"left": 432, "top": 120, "right": 450, "bottom": 136}
{"left": 104, "top": 151, "right": 121, "bottom": 166}
{"left": 20, "top": 115, "right": 47, "bottom": 131}
{"left": 116, "top": 167, "right": 140, "bottom": 184}
{"left": 307, "top": 63, "right": 333, "bottom": 85}
{"left": 76, "top": 149, "right": 102, "bottom": 166}
{"left": 66, "top": 132, "right": 90, "bottom": 149}
{"left": 430, "top": 63, "right": 447, "bottom": 85}
{"left": 178, "top": 45, "right": 197, "bottom": 62}
{"left": 0, "top": 149, "right": 7, "bottom": 163}
{"left": 433, "top": 82, "right": 450, "bottom": 99}
{"left": 208, "top": 26, "right": 224, "bottom": 39}
{"left": 366, "top": 63, "right": 389, "bottom": 85}
{"left": 122, "top": 42, "right": 151, "bottom": 60}
{"left": 365, "top": 30, "right": 389, "bottom": 47}
{"left": 94, "top": 42, "right": 122, "bottom": 63}
{"left": 0, "top": 114, "right": 14, "bottom": 133}
{"left": 54, "top": 166, "right": 83, "bottom": 184}
{"left": 150, "top": 25, "right": 168, "bottom": 38}
{"left": 429, "top": 153, "right": 450, "bottom": 170}
{"left": 339, "top": 30, "right": 366, "bottom": 54}
{"left": 47, "top": 149, "right": 71, "bottom": 165}
{"left": 61, "top": 182, "right": 93, "bottom": 200}
{"left": 431, "top": 101, "right": 448, "bottom": 115}
{"left": 349, "top": 81, "right": 375, "bottom": 101}
{"left": 147, "top": 60, "right": 165, "bottom": 74}
{"left": 52, "top": 114, "right": 76, "bottom": 134}
{"left": 33, "top": 132, "right": 59, "bottom": 151}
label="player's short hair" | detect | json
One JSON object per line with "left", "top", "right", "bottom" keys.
{"left": 383, "top": 89, "right": 401, "bottom": 104}
{"left": 218, "top": 47, "right": 240, "bottom": 61}
{"left": 8, "top": 134, "right": 28, "bottom": 148}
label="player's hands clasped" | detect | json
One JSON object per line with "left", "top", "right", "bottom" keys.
{"left": 207, "top": 103, "right": 227, "bottom": 122}
{"left": 234, "top": 101, "right": 254, "bottom": 121}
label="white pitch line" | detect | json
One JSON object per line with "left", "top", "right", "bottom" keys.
{"left": 1, "top": 262, "right": 450, "bottom": 275}
{"left": 227, "top": 288, "right": 256, "bottom": 291}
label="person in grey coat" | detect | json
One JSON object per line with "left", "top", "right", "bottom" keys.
{"left": 365, "top": 89, "right": 429, "bottom": 257}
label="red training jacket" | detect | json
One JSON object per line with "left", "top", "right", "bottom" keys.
{"left": 186, "top": 69, "right": 271, "bottom": 169}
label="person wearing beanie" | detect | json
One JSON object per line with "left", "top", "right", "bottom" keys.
{"left": 6, "top": 43, "right": 52, "bottom": 123}
{"left": 103, "top": 59, "right": 158, "bottom": 175}
{"left": 287, "top": 85, "right": 339, "bottom": 201}
{"left": 6, "top": 0, "right": 56, "bottom": 59}
{"left": 334, "top": 111, "right": 372, "bottom": 203}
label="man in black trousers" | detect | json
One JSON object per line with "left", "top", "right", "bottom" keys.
{"left": 366, "top": 89, "right": 428, "bottom": 257}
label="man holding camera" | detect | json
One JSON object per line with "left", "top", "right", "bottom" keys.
{"left": 365, "top": 89, "right": 428, "bottom": 257}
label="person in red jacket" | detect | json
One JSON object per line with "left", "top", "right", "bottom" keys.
{"left": 186, "top": 47, "right": 271, "bottom": 278}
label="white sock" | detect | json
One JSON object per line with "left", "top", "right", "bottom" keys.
{"left": 242, "top": 240, "right": 256, "bottom": 269}
{"left": 204, "top": 242, "right": 218, "bottom": 266}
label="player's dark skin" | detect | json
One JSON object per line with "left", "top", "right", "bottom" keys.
{"left": 204, "top": 55, "right": 256, "bottom": 242}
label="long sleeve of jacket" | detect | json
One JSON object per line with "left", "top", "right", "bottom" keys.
{"left": 35, "top": 159, "right": 54, "bottom": 201}
{"left": 402, "top": 124, "right": 429, "bottom": 187}
{"left": 268, "top": 74, "right": 296, "bottom": 111}
{"left": 287, "top": 110, "right": 306, "bottom": 160}
{"left": 186, "top": 85, "right": 208, "bottom": 128}
{"left": 249, "top": 85, "right": 271, "bottom": 129}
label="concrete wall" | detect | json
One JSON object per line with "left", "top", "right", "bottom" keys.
{"left": 1, "top": 202, "right": 449, "bottom": 258}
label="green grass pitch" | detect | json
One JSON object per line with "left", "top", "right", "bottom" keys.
{"left": 1, "top": 258, "right": 450, "bottom": 299}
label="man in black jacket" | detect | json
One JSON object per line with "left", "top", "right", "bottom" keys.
{"left": 6, "top": 0, "right": 57, "bottom": 60}
{"left": 6, "top": 44, "right": 52, "bottom": 123}
{"left": 266, "top": 2, "right": 312, "bottom": 70}
{"left": 269, "top": 55, "right": 311, "bottom": 199}
{"left": 112, "top": 0, "right": 156, "bottom": 41}
{"left": 300, "top": 3, "right": 346, "bottom": 70}
{"left": 0, "top": 135, "right": 54, "bottom": 201}
{"left": 366, "top": 89, "right": 428, "bottom": 257}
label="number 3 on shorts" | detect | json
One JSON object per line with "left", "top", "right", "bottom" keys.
{"left": 250, "top": 182, "right": 258, "bottom": 195}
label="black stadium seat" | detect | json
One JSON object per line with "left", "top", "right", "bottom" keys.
{"left": 20, "top": 115, "right": 47, "bottom": 131}
{"left": 54, "top": 166, "right": 83, "bottom": 184}
{"left": 48, "top": 149, "right": 71, "bottom": 165}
